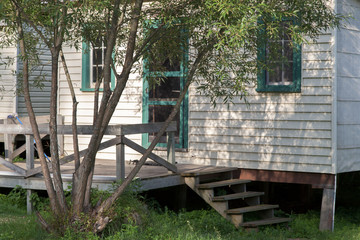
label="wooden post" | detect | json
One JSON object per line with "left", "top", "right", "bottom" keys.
{"left": 26, "top": 135, "right": 34, "bottom": 170}
{"left": 57, "top": 114, "right": 64, "bottom": 156}
{"left": 27, "top": 190, "right": 33, "bottom": 215}
{"left": 319, "top": 187, "right": 336, "bottom": 231}
{"left": 26, "top": 134, "right": 34, "bottom": 214}
{"left": 167, "top": 132, "right": 175, "bottom": 165}
{"left": 116, "top": 135, "right": 125, "bottom": 181}
{"left": 4, "top": 118, "right": 14, "bottom": 162}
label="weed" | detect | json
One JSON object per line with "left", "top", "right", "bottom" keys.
{"left": 13, "top": 156, "right": 25, "bottom": 163}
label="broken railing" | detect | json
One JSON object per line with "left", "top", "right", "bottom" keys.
{"left": 0, "top": 120, "right": 178, "bottom": 180}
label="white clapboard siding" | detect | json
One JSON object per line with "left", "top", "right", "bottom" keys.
{"left": 17, "top": 47, "right": 52, "bottom": 116}
{"left": 336, "top": 0, "right": 360, "bottom": 173}
{"left": 0, "top": 46, "right": 17, "bottom": 119}
{"left": 58, "top": 45, "right": 143, "bottom": 161}
{"left": 183, "top": 29, "right": 335, "bottom": 174}
{"left": 58, "top": 27, "right": 335, "bottom": 174}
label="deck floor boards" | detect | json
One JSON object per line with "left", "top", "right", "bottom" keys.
{"left": 0, "top": 159, "right": 236, "bottom": 191}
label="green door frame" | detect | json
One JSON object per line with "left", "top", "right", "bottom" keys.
{"left": 142, "top": 24, "right": 188, "bottom": 149}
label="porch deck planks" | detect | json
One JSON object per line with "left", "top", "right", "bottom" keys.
{"left": 0, "top": 160, "right": 237, "bottom": 192}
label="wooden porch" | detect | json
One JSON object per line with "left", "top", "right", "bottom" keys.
{"left": 0, "top": 115, "right": 333, "bottom": 230}
{"left": 0, "top": 159, "right": 235, "bottom": 192}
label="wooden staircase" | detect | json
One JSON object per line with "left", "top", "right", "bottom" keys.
{"left": 182, "top": 168, "right": 291, "bottom": 229}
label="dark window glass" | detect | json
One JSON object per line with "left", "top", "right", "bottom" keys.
{"left": 148, "top": 105, "right": 180, "bottom": 144}
{"left": 149, "top": 77, "right": 180, "bottom": 100}
{"left": 148, "top": 28, "right": 182, "bottom": 72}
{"left": 92, "top": 66, "right": 103, "bottom": 83}
{"left": 93, "top": 49, "right": 103, "bottom": 65}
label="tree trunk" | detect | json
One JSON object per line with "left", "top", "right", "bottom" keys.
{"left": 49, "top": 51, "right": 67, "bottom": 213}
{"left": 15, "top": 7, "right": 59, "bottom": 215}
{"left": 71, "top": 0, "right": 126, "bottom": 214}
{"left": 60, "top": 49, "right": 80, "bottom": 170}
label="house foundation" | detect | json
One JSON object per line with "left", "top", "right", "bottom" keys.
{"left": 235, "top": 169, "right": 336, "bottom": 231}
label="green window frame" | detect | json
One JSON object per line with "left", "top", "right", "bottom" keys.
{"left": 142, "top": 23, "right": 188, "bottom": 149}
{"left": 256, "top": 20, "right": 301, "bottom": 93}
{"left": 81, "top": 41, "right": 115, "bottom": 91}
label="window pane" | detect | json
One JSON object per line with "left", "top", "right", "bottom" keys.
{"left": 267, "top": 65, "right": 282, "bottom": 84}
{"left": 148, "top": 28, "right": 182, "bottom": 72}
{"left": 149, "top": 77, "right": 180, "bottom": 100}
{"left": 148, "top": 105, "right": 180, "bottom": 144}
{"left": 92, "top": 66, "right": 103, "bottom": 83}
{"left": 284, "top": 41, "right": 293, "bottom": 61}
{"left": 93, "top": 49, "right": 103, "bottom": 65}
{"left": 283, "top": 62, "right": 293, "bottom": 83}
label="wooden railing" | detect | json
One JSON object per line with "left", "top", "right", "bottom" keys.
{"left": 0, "top": 117, "right": 178, "bottom": 180}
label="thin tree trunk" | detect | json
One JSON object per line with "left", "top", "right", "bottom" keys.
{"left": 15, "top": 7, "right": 59, "bottom": 215}
{"left": 60, "top": 49, "right": 80, "bottom": 171}
{"left": 48, "top": 5, "right": 68, "bottom": 214}
{"left": 49, "top": 51, "right": 67, "bottom": 213}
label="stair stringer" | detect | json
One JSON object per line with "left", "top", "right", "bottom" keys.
{"left": 184, "top": 177, "right": 229, "bottom": 219}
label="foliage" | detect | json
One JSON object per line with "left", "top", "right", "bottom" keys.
{"left": 0, "top": 191, "right": 48, "bottom": 240}
{"left": 3, "top": 190, "right": 360, "bottom": 240}
{"left": 12, "top": 156, "right": 25, "bottom": 163}
{"left": 1, "top": 185, "right": 27, "bottom": 208}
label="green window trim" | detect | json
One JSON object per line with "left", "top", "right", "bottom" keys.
{"left": 256, "top": 19, "right": 302, "bottom": 93}
{"left": 81, "top": 41, "right": 115, "bottom": 91}
{"left": 142, "top": 22, "right": 189, "bottom": 149}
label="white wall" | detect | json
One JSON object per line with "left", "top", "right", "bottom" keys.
{"left": 0, "top": 46, "right": 17, "bottom": 119}
{"left": 17, "top": 47, "right": 52, "bottom": 116}
{"left": 336, "top": 0, "right": 360, "bottom": 173}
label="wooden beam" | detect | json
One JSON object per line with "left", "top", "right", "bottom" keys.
{"left": 0, "top": 156, "right": 26, "bottom": 176}
{"left": 122, "top": 137, "right": 177, "bottom": 173}
{"left": 10, "top": 134, "right": 47, "bottom": 160}
{"left": 319, "top": 187, "right": 336, "bottom": 231}
{"left": 4, "top": 119, "right": 14, "bottom": 162}
{"left": 237, "top": 169, "right": 335, "bottom": 189}
{"left": 25, "top": 135, "right": 34, "bottom": 170}
{"left": 26, "top": 137, "right": 122, "bottom": 177}
{"left": 18, "top": 115, "right": 50, "bottom": 125}
{"left": 116, "top": 135, "right": 125, "bottom": 181}
{"left": 106, "top": 121, "right": 177, "bottom": 135}
{"left": 167, "top": 132, "right": 175, "bottom": 165}
{"left": 0, "top": 122, "right": 177, "bottom": 136}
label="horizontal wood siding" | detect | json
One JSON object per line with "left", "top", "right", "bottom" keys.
{"left": 175, "top": 31, "right": 335, "bottom": 174}
{"left": 58, "top": 46, "right": 142, "bottom": 161}
{"left": 0, "top": 46, "right": 16, "bottom": 119}
{"left": 17, "top": 47, "right": 52, "bottom": 116}
{"left": 59, "top": 30, "right": 335, "bottom": 174}
{"left": 336, "top": 0, "right": 360, "bottom": 173}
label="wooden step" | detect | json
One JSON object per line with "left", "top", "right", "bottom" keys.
{"left": 181, "top": 167, "right": 238, "bottom": 177}
{"left": 197, "top": 179, "right": 251, "bottom": 189}
{"left": 226, "top": 204, "right": 279, "bottom": 215}
{"left": 241, "top": 217, "right": 291, "bottom": 228}
{"left": 212, "top": 191, "right": 264, "bottom": 202}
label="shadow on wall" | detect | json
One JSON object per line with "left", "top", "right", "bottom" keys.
{"left": 189, "top": 83, "right": 332, "bottom": 173}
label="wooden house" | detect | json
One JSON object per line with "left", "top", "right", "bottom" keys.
{"left": 1, "top": 0, "right": 360, "bottom": 230}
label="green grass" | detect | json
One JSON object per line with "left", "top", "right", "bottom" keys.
{"left": 2, "top": 187, "right": 360, "bottom": 240}
{"left": 0, "top": 201, "right": 48, "bottom": 240}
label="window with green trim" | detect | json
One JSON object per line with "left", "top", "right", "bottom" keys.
{"left": 142, "top": 24, "right": 188, "bottom": 149}
{"left": 81, "top": 39, "right": 115, "bottom": 91}
{"left": 257, "top": 20, "right": 301, "bottom": 93}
